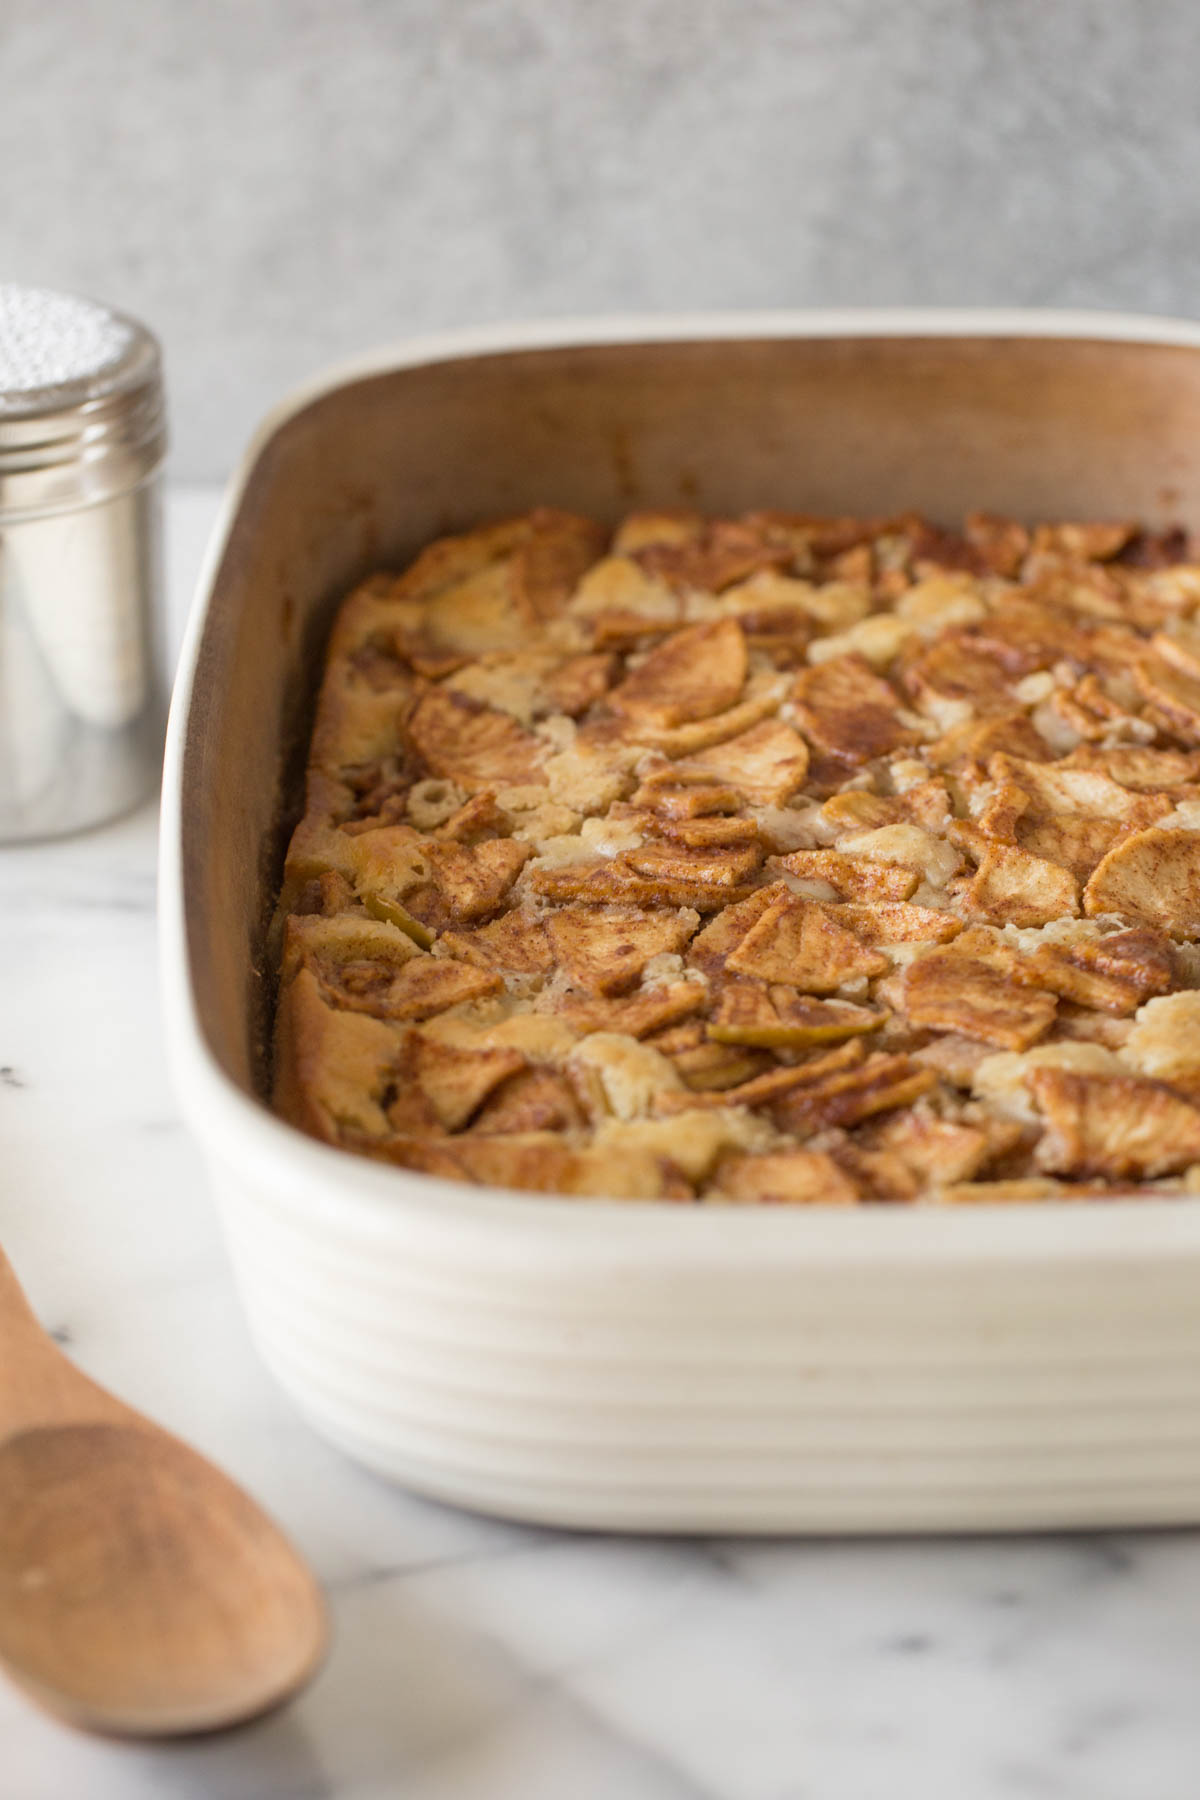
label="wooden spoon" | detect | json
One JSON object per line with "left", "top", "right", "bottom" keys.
{"left": 0, "top": 1246, "right": 328, "bottom": 1737}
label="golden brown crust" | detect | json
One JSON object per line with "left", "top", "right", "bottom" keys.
{"left": 273, "top": 506, "right": 1200, "bottom": 1202}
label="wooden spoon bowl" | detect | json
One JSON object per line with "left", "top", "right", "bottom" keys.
{"left": 0, "top": 1249, "right": 327, "bottom": 1736}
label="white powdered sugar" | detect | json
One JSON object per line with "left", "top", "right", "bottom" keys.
{"left": 0, "top": 283, "right": 133, "bottom": 407}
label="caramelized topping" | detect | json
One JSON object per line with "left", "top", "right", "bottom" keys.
{"left": 408, "top": 688, "right": 547, "bottom": 790}
{"left": 275, "top": 507, "right": 1200, "bottom": 1203}
{"left": 609, "top": 618, "right": 748, "bottom": 728}
{"left": 792, "top": 654, "right": 918, "bottom": 764}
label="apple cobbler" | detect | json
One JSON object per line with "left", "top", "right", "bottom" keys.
{"left": 273, "top": 506, "right": 1200, "bottom": 1202}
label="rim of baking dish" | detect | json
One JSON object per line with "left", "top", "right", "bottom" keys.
{"left": 160, "top": 308, "right": 1200, "bottom": 1268}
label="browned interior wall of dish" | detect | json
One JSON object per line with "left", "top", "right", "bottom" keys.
{"left": 180, "top": 333, "right": 1200, "bottom": 1094}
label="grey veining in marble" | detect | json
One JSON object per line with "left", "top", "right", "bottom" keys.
{"left": 3, "top": 1, "right": 1198, "bottom": 480}
{"left": 0, "top": 486, "right": 1199, "bottom": 1795}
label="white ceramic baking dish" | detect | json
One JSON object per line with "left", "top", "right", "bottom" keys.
{"left": 162, "top": 310, "right": 1200, "bottom": 1533}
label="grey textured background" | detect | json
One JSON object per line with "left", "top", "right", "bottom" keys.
{"left": 4, "top": 0, "right": 1198, "bottom": 480}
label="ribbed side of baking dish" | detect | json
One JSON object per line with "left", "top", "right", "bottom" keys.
{"left": 206, "top": 1137, "right": 1200, "bottom": 1530}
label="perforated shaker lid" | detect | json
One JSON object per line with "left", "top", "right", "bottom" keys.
{"left": 0, "top": 284, "right": 166, "bottom": 518}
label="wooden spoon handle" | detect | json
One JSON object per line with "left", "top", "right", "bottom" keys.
{"left": 0, "top": 1244, "right": 45, "bottom": 1355}
{"left": 0, "top": 1244, "right": 34, "bottom": 1301}
{"left": 0, "top": 1247, "right": 126, "bottom": 1439}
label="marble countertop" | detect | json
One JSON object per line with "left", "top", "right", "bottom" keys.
{"left": 3, "top": 490, "right": 1200, "bottom": 1800}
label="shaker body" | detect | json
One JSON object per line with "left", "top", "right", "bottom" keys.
{"left": 0, "top": 477, "right": 165, "bottom": 842}
{"left": 0, "top": 285, "right": 168, "bottom": 844}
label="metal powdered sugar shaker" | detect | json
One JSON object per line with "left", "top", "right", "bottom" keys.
{"left": 0, "top": 283, "right": 167, "bottom": 841}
